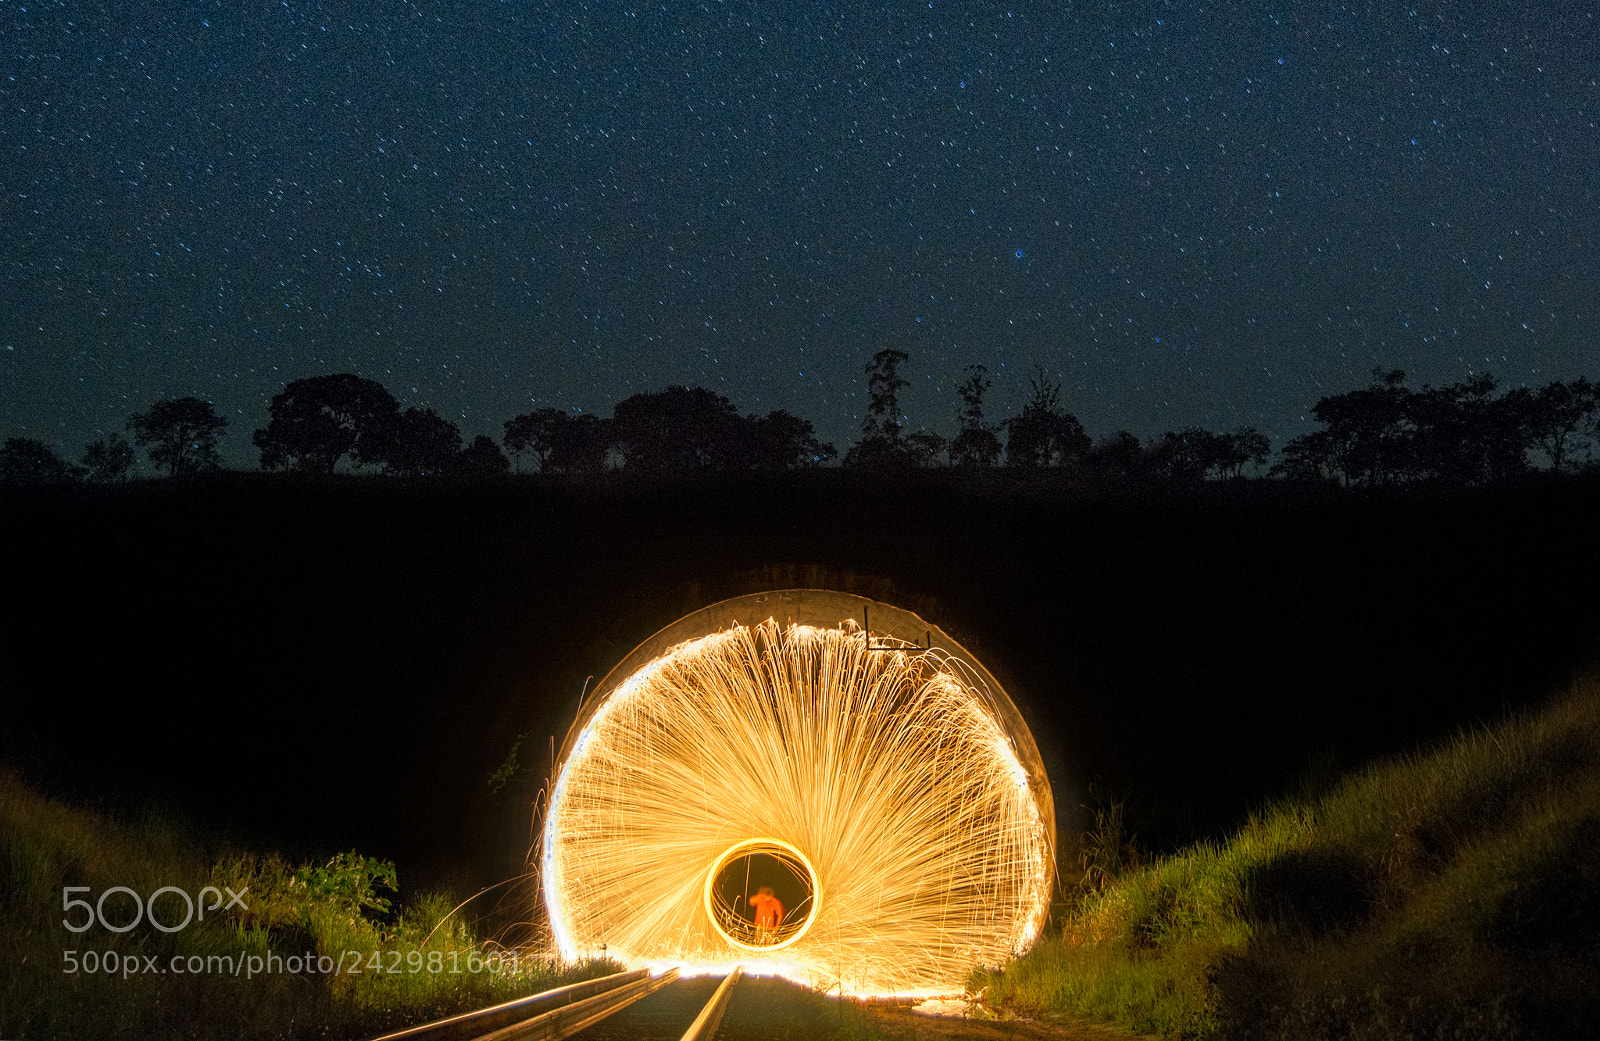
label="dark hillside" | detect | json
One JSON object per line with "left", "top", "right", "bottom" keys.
{"left": 2, "top": 472, "right": 1598, "bottom": 904}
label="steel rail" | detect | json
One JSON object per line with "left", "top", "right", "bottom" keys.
{"left": 472, "top": 968, "right": 680, "bottom": 1041}
{"left": 676, "top": 966, "right": 741, "bottom": 1041}
{"left": 365, "top": 966, "right": 671, "bottom": 1041}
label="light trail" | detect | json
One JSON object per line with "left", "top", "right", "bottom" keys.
{"left": 540, "top": 593, "right": 1053, "bottom": 996}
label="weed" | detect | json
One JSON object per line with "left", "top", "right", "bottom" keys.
{"left": 0, "top": 769, "right": 617, "bottom": 1040}
{"left": 977, "top": 674, "right": 1600, "bottom": 1039}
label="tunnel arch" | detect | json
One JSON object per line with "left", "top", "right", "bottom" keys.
{"left": 539, "top": 589, "right": 1054, "bottom": 995}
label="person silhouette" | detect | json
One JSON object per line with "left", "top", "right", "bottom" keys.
{"left": 747, "top": 885, "right": 785, "bottom": 945}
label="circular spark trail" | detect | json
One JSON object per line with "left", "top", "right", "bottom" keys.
{"left": 541, "top": 597, "right": 1052, "bottom": 996}
{"left": 704, "top": 838, "right": 818, "bottom": 951}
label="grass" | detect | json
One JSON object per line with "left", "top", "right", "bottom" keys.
{"left": 975, "top": 673, "right": 1600, "bottom": 1039}
{"left": 11, "top": 673, "right": 1600, "bottom": 1041}
{"left": 0, "top": 770, "right": 619, "bottom": 1040}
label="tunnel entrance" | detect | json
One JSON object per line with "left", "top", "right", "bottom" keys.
{"left": 543, "top": 589, "right": 1056, "bottom": 994}
{"left": 703, "top": 838, "right": 818, "bottom": 952}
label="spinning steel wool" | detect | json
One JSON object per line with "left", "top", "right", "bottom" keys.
{"left": 540, "top": 591, "right": 1053, "bottom": 995}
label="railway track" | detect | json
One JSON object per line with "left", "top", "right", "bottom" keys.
{"left": 367, "top": 970, "right": 1163, "bottom": 1041}
{"left": 367, "top": 966, "right": 742, "bottom": 1041}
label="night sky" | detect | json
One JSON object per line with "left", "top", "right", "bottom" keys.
{"left": 3, "top": 2, "right": 1597, "bottom": 467}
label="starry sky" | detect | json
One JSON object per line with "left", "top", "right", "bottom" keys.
{"left": 3, "top": 1, "right": 1597, "bottom": 466}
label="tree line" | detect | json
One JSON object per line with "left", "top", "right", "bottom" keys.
{"left": 3, "top": 353, "right": 1598, "bottom": 486}
{"left": 1276, "top": 369, "right": 1600, "bottom": 485}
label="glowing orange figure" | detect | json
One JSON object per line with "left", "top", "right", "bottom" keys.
{"left": 748, "top": 886, "right": 785, "bottom": 944}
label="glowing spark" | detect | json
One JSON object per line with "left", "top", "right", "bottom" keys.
{"left": 540, "top": 599, "right": 1053, "bottom": 997}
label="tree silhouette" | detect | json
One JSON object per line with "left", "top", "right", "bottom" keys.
{"left": 128, "top": 397, "right": 226, "bottom": 476}
{"left": 1004, "top": 368, "right": 1089, "bottom": 467}
{"left": 949, "top": 365, "right": 1002, "bottom": 467}
{"left": 1148, "top": 428, "right": 1218, "bottom": 481}
{"left": 738, "top": 410, "right": 835, "bottom": 469}
{"left": 862, "top": 348, "right": 910, "bottom": 441}
{"left": 0, "top": 438, "right": 82, "bottom": 484}
{"left": 846, "top": 349, "right": 938, "bottom": 468}
{"left": 81, "top": 434, "right": 135, "bottom": 482}
{"left": 549, "top": 414, "right": 611, "bottom": 473}
{"left": 1291, "top": 370, "right": 1415, "bottom": 486}
{"left": 843, "top": 434, "right": 908, "bottom": 468}
{"left": 1273, "top": 429, "right": 1341, "bottom": 482}
{"left": 1149, "top": 427, "right": 1271, "bottom": 480}
{"left": 1408, "top": 375, "right": 1528, "bottom": 484}
{"left": 611, "top": 386, "right": 743, "bottom": 473}
{"left": 457, "top": 434, "right": 511, "bottom": 477}
{"left": 385, "top": 408, "right": 463, "bottom": 476}
{"left": 503, "top": 408, "right": 566, "bottom": 472}
{"left": 504, "top": 408, "right": 612, "bottom": 473}
{"left": 904, "top": 430, "right": 947, "bottom": 468}
{"left": 1087, "top": 430, "right": 1148, "bottom": 477}
{"left": 1277, "top": 369, "right": 1565, "bottom": 485}
{"left": 1218, "top": 427, "right": 1272, "bottom": 478}
{"left": 1508, "top": 378, "right": 1598, "bottom": 473}
{"left": 253, "top": 374, "right": 402, "bottom": 474}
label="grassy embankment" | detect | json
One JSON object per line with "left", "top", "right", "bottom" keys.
{"left": 976, "top": 674, "right": 1600, "bottom": 1040}
{"left": 0, "top": 771, "right": 617, "bottom": 1040}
